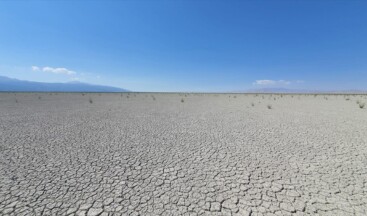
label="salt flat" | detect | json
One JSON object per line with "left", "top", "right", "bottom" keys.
{"left": 1, "top": 93, "right": 367, "bottom": 216}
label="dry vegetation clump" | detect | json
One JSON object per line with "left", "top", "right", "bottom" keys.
{"left": 89, "top": 97, "right": 93, "bottom": 104}
{"left": 251, "top": 102, "right": 254, "bottom": 107}
{"left": 359, "top": 102, "right": 365, "bottom": 109}
{"left": 181, "top": 98, "right": 184, "bottom": 103}
{"left": 38, "top": 96, "right": 41, "bottom": 100}
{"left": 267, "top": 104, "right": 272, "bottom": 109}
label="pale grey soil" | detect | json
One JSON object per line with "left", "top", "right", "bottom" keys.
{"left": 1, "top": 93, "right": 367, "bottom": 216}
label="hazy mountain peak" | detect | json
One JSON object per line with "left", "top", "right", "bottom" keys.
{"left": 0, "top": 76, "right": 129, "bottom": 92}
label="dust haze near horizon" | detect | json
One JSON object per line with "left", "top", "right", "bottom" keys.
{"left": 1, "top": 1, "right": 367, "bottom": 92}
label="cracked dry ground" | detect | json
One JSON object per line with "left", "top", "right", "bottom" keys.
{"left": 1, "top": 93, "right": 367, "bottom": 216}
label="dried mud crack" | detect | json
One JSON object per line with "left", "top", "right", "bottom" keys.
{"left": 1, "top": 93, "right": 367, "bottom": 215}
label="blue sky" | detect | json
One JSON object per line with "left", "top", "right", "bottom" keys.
{"left": 1, "top": 1, "right": 367, "bottom": 92}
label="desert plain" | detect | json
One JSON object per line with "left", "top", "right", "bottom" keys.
{"left": 1, "top": 92, "right": 367, "bottom": 216}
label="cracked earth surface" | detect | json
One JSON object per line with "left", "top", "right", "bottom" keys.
{"left": 1, "top": 93, "right": 367, "bottom": 216}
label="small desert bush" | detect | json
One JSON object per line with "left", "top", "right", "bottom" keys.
{"left": 89, "top": 97, "right": 93, "bottom": 104}
{"left": 251, "top": 102, "right": 254, "bottom": 107}
{"left": 38, "top": 96, "right": 41, "bottom": 100}
{"left": 359, "top": 103, "right": 365, "bottom": 109}
{"left": 267, "top": 104, "right": 272, "bottom": 109}
{"left": 181, "top": 98, "right": 184, "bottom": 103}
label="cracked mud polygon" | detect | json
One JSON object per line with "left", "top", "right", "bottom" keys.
{"left": 1, "top": 93, "right": 367, "bottom": 216}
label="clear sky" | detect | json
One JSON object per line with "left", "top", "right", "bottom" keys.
{"left": 1, "top": 0, "right": 367, "bottom": 92}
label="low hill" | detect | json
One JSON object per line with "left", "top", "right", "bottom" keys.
{"left": 0, "top": 76, "right": 128, "bottom": 92}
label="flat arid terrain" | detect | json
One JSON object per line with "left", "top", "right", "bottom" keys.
{"left": 1, "top": 93, "right": 367, "bottom": 216}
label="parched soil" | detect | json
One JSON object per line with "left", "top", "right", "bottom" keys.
{"left": 1, "top": 93, "right": 367, "bottom": 216}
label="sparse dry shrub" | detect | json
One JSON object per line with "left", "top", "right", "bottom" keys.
{"left": 181, "top": 98, "right": 184, "bottom": 103}
{"left": 89, "top": 97, "right": 93, "bottom": 104}
{"left": 251, "top": 103, "right": 254, "bottom": 107}
{"left": 359, "top": 103, "right": 365, "bottom": 109}
{"left": 267, "top": 104, "right": 272, "bottom": 109}
{"left": 38, "top": 96, "right": 41, "bottom": 100}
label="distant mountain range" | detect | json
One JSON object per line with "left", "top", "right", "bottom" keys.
{"left": 242, "top": 88, "right": 367, "bottom": 94}
{"left": 0, "top": 76, "right": 128, "bottom": 92}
